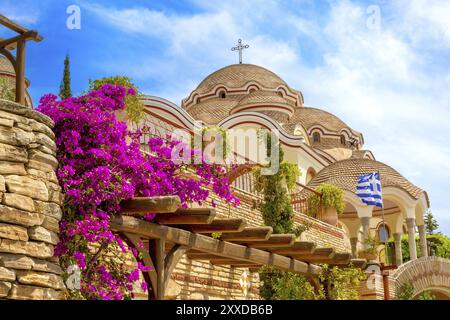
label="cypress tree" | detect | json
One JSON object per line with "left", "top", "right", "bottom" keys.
{"left": 59, "top": 54, "right": 72, "bottom": 99}
{"left": 424, "top": 210, "right": 439, "bottom": 234}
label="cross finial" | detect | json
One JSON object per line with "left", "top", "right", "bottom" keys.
{"left": 231, "top": 38, "right": 249, "bottom": 64}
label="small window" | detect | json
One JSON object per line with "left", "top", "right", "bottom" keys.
{"left": 313, "top": 132, "right": 320, "bottom": 143}
{"left": 219, "top": 91, "right": 226, "bottom": 99}
{"left": 249, "top": 88, "right": 257, "bottom": 93}
{"left": 277, "top": 91, "right": 283, "bottom": 97}
{"left": 340, "top": 134, "right": 346, "bottom": 146}
{"left": 378, "top": 224, "right": 390, "bottom": 243}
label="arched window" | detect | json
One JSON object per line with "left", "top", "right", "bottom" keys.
{"left": 340, "top": 134, "right": 346, "bottom": 146}
{"left": 219, "top": 91, "right": 226, "bottom": 99}
{"left": 277, "top": 91, "right": 283, "bottom": 97}
{"left": 312, "top": 132, "right": 320, "bottom": 143}
{"left": 249, "top": 88, "right": 257, "bottom": 93}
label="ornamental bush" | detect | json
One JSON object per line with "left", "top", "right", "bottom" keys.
{"left": 306, "top": 183, "right": 345, "bottom": 217}
{"left": 38, "top": 84, "right": 238, "bottom": 299}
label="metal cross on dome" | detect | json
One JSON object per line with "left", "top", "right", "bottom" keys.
{"left": 231, "top": 39, "right": 249, "bottom": 64}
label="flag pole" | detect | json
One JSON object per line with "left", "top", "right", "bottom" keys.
{"left": 378, "top": 170, "right": 389, "bottom": 265}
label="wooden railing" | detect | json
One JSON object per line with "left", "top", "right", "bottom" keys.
{"left": 290, "top": 182, "right": 321, "bottom": 218}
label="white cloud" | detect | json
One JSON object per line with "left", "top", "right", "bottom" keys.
{"left": 0, "top": 2, "right": 40, "bottom": 25}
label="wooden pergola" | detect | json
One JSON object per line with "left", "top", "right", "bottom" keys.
{"left": 0, "top": 15, "right": 43, "bottom": 105}
{"left": 111, "top": 196, "right": 366, "bottom": 300}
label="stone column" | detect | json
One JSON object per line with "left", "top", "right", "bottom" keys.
{"left": 360, "top": 217, "right": 371, "bottom": 250}
{"left": 417, "top": 225, "right": 428, "bottom": 258}
{"left": 0, "top": 99, "right": 65, "bottom": 300}
{"left": 393, "top": 233, "right": 403, "bottom": 266}
{"left": 406, "top": 218, "right": 417, "bottom": 261}
{"left": 350, "top": 237, "right": 358, "bottom": 258}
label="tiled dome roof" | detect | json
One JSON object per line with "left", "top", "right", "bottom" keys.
{"left": 289, "top": 106, "right": 360, "bottom": 135}
{"left": 307, "top": 158, "right": 424, "bottom": 200}
{"left": 195, "top": 64, "right": 289, "bottom": 94}
{"left": 236, "top": 90, "right": 288, "bottom": 106}
{"left": 0, "top": 56, "right": 15, "bottom": 75}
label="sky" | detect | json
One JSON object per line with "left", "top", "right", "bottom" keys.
{"left": 1, "top": 0, "right": 449, "bottom": 234}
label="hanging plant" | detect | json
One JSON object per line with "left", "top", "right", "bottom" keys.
{"left": 306, "top": 183, "right": 344, "bottom": 216}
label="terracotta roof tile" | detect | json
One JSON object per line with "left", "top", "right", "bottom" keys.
{"left": 307, "top": 158, "right": 424, "bottom": 200}
{"left": 195, "top": 64, "right": 291, "bottom": 94}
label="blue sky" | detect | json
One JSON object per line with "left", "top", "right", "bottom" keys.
{"left": 1, "top": 0, "right": 449, "bottom": 234}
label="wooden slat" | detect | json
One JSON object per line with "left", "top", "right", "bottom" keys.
{"left": 331, "top": 253, "right": 352, "bottom": 265}
{"left": 111, "top": 215, "right": 310, "bottom": 274}
{"left": 0, "top": 14, "right": 29, "bottom": 34}
{"left": 349, "top": 258, "right": 367, "bottom": 269}
{"left": 291, "top": 247, "right": 335, "bottom": 263}
{"left": 175, "top": 218, "right": 246, "bottom": 234}
{"left": 210, "top": 259, "right": 262, "bottom": 267}
{"left": 219, "top": 227, "right": 272, "bottom": 241}
{"left": 0, "top": 30, "right": 41, "bottom": 48}
{"left": 186, "top": 252, "right": 222, "bottom": 260}
{"left": 269, "top": 241, "right": 316, "bottom": 255}
{"left": 119, "top": 196, "right": 180, "bottom": 214}
{"left": 243, "top": 234, "right": 296, "bottom": 249}
{"left": 155, "top": 208, "right": 216, "bottom": 225}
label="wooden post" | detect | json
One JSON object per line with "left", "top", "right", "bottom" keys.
{"left": 15, "top": 39, "right": 25, "bottom": 105}
{"left": 382, "top": 270, "right": 390, "bottom": 300}
{"left": 149, "top": 239, "right": 165, "bottom": 300}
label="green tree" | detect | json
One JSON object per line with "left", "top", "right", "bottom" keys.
{"left": 89, "top": 76, "right": 143, "bottom": 123}
{"left": 253, "top": 131, "right": 301, "bottom": 235}
{"left": 424, "top": 210, "right": 439, "bottom": 234}
{"left": 417, "top": 290, "right": 435, "bottom": 300}
{"left": 59, "top": 54, "right": 72, "bottom": 99}
{"left": 397, "top": 281, "right": 414, "bottom": 300}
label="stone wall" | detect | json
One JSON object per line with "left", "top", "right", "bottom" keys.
{"left": 0, "top": 99, "right": 65, "bottom": 300}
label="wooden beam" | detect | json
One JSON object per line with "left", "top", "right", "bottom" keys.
{"left": 210, "top": 259, "right": 262, "bottom": 267}
{"left": 349, "top": 258, "right": 367, "bottom": 269}
{"left": 186, "top": 252, "right": 222, "bottom": 260}
{"left": 15, "top": 39, "right": 25, "bottom": 105}
{"left": 175, "top": 218, "right": 246, "bottom": 234}
{"left": 219, "top": 227, "right": 272, "bottom": 242}
{"left": 155, "top": 208, "right": 216, "bottom": 225}
{"left": 149, "top": 239, "right": 165, "bottom": 300}
{"left": 308, "top": 264, "right": 322, "bottom": 276}
{"left": 163, "top": 244, "right": 189, "bottom": 292}
{"left": 123, "top": 233, "right": 157, "bottom": 299}
{"left": 290, "top": 247, "right": 335, "bottom": 263}
{"left": 119, "top": 196, "right": 180, "bottom": 214}
{"left": 111, "top": 215, "right": 311, "bottom": 275}
{"left": 331, "top": 253, "right": 352, "bottom": 265}
{"left": 269, "top": 241, "right": 316, "bottom": 255}
{"left": 0, "top": 15, "right": 29, "bottom": 34}
{"left": 0, "top": 30, "right": 41, "bottom": 48}
{"left": 243, "top": 234, "right": 296, "bottom": 249}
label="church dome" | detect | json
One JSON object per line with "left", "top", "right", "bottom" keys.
{"left": 182, "top": 64, "right": 303, "bottom": 110}
{"left": 195, "top": 64, "right": 288, "bottom": 94}
{"left": 307, "top": 158, "right": 425, "bottom": 201}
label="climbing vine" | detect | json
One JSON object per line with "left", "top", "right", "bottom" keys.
{"left": 38, "top": 84, "right": 238, "bottom": 299}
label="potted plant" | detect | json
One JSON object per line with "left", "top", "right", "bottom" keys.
{"left": 358, "top": 235, "right": 379, "bottom": 261}
{"left": 306, "top": 183, "right": 344, "bottom": 226}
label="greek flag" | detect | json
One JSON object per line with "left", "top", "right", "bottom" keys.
{"left": 356, "top": 172, "right": 383, "bottom": 208}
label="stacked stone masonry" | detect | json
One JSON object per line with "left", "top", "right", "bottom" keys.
{"left": 0, "top": 99, "right": 65, "bottom": 300}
